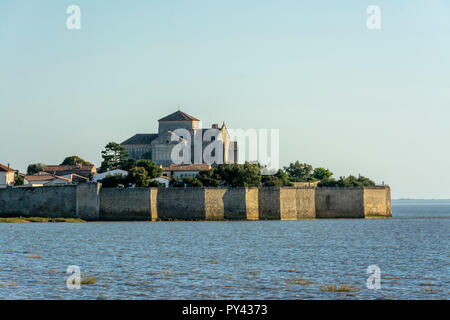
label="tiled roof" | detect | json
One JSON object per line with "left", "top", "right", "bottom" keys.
{"left": 0, "top": 163, "right": 16, "bottom": 172}
{"left": 121, "top": 134, "right": 158, "bottom": 145}
{"left": 24, "top": 175, "right": 54, "bottom": 182}
{"left": 44, "top": 165, "right": 96, "bottom": 178}
{"left": 24, "top": 174, "right": 70, "bottom": 183}
{"left": 158, "top": 110, "right": 200, "bottom": 122}
{"left": 162, "top": 164, "right": 211, "bottom": 172}
{"left": 45, "top": 165, "right": 95, "bottom": 172}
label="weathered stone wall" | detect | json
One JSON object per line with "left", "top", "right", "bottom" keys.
{"left": 204, "top": 188, "right": 226, "bottom": 220}
{"left": 155, "top": 188, "right": 206, "bottom": 220}
{"left": 363, "top": 187, "right": 392, "bottom": 217}
{"left": 258, "top": 188, "right": 281, "bottom": 220}
{"left": 205, "top": 188, "right": 248, "bottom": 220}
{"left": 296, "top": 188, "right": 316, "bottom": 219}
{"left": 315, "top": 188, "right": 365, "bottom": 218}
{"left": 280, "top": 188, "right": 298, "bottom": 220}
{"left": 245, "top": 188, "right": 259, "bottom": 220}
{"left": 100, "top": 188, "right": 151, "bottom": 221}
{"left": 0, "top": 185, "right": 392, "bottom": 221}
{"left": 0, "top": 185, "right": 77, "bottom": 218}
{"left": 150, "top": 188, "right": 158, "bottom": 221}
{"left": 76, "top": 183, "right": 100, "bottom": 220}
{"left": 257, "top": 187, "right": 316, "bottom": 220}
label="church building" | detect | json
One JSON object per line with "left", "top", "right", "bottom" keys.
{"left": 121, "top": 110, "right": 238, "bottom": 166}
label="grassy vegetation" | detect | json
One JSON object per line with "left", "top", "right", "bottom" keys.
{"left": 421, "top": 282, "right": 438, "bottom": 294}
{"left": 0, "top": 217, "right": 86, "bottom": 223}
{"left": 81, "top": 276, "right": 97, "bottom": 285}
{"left": 319, "top": 283, "right": 360, "bottom": 292}
{"left": 286, "top": 277, "right": 315, "bottom": 286}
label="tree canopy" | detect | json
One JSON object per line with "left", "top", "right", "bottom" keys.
{"left": 262, "top": 169, "right": 293, "bottom": 187}
{"left": 27, "top": 163, "right": 46, "bottom": 175}
{"left": 126, "top": 167, "right": 151, "bottom": 188}
{"left": 136, "top": 160, "right": 162, "bottom": 179}
{"left": 284, "top": 161, "right": 315, "bottom": 182}
{"left": 318, "top": 175, "right": 376, "bottom": 187}
{"left": 215, "top": 162, "right": 261, "bottom": 187}
{"left": 312, "top": 167, "right": 333, "bottom": 181}
{"left": 99, "top": 142, "right": 131, "bottom": 173}
{"left": 60, "top": 156, "right": 93, "bottom": 166}
{"left": 196, "top": 169, "right": 222, "bottom": 187}
{"left": 14, "top": 175, "right": 24, "bottom": 186}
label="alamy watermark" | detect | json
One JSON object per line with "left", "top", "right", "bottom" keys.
{"left": 168, "top": 127, "right": 280, "bottom": 172}
{"left": 66, "top": 265, "right": 81, "bottom": 289}
{"left": 66, "top": 5, "right": 81, "bottom": 30}
{"left": 366, "top": 265, "right": 381, "bottom": 290}
{"left": 366, "top": 5, "right": 381, "bottom": 30}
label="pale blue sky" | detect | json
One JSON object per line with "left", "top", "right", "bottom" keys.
{"left": 1, "top": 0, "right": 449, "bottom": 198}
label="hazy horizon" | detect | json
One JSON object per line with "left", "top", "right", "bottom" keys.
{"left": 1, "top": 0, "right": 449, "bottom": 199}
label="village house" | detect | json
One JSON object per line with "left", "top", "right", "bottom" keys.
{"left": 162, "top": 163, "right": 212, "bottom": 178}
{"left": 44, "top": 165, "right": 97, "bottom": 178}
{"left": 23, "top": 172, "right": 72, "bottom": 187}
{"left": 153, "top": 176, "right": 170, "bottom": 188}
{"left": 92, "top": 169, "right": 128, "bottom": 182}
{"left": 0, "top": 163, "right": 16, "bottom": 188}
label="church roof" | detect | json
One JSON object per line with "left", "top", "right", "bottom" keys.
{"left": 121, "top": 134, "right": 158, "bottom": 145}
{"left": 158, "top": 110, "right": 200, "bottom": 122}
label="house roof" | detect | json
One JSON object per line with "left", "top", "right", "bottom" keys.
{"left": 158, "top": 110, "right": 200, "bottom": 122}
{"left": 0, "top": 163, "right": 16, "bottom": 172}
{"left": 44, "top": 165, "right": 97, "bottom": 175}
{"left": 24, "top": 175, "right": 54, "bottom": 182}
{"left": 162, "top": 164, "right": 211, "bottom": 172}
{"left": 24, "top": 174, "right": 71, "bottom": 183}
{"left": 121, "top": 133, "right": 158, "bottom": 145}
{"left": 44, "top": 165, "right": 96, "bottom": 172}
{"left": 62, "top": 174, "right": 89, "bottom": 182}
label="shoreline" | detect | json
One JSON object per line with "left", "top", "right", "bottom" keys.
{"left": 0, "top": 217, "right": 86, "bottom": 223}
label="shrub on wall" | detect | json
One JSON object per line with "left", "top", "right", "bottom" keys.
{"left": 318, "top": 175, "right": 376, "bottom": 187}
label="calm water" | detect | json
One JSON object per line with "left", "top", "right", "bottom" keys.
{"left": 0, "top": 200, "right": 448, "bottom": 300}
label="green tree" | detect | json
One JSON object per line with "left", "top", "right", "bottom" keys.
{"left": 136, "top": 160, "right": 162, "bottom": 179}
{"left": 60, "top": 156, "right": 93, "bottom": 166}
{"left": 196, "top": 169, "right": 222, "bottom": 187}
{"left": 262, "top": 169, "right": 294, "bottom": 187}
{"left": 216, "top": 162, "right": 261, "bottom": 187}
{"left": 169, "top": 176, "right": 185, "bottom": 188}
{"left": 121, "top": 158, "right": 137, "bottom": 171}
{"left": 14, "top": 175, "right": 24, "bottom": 186}
{"left": 125, "top": 167, "right": 151, "bottom": 187}
{"left": 101, "top": 174, "right": 126, "bottom": 188}
{"left": 182, "top": 177, "right": 203, "bottom": 188}
{"left": 99, "top": 142, "right": 130, "bottom": 173}
{"left": 312, "top": 167, "right": 333, "bottom": 180}
{"left": 148, "top": 180, "right": 162, "bottom": 188}
{"left": 284, "top": 161, "right": 314, "bottom": 182}
{"left": 318, "top": 174, "right": 376, "bottom": 187}
{"left": 27, "top": 163, "right": 46, "bottom": 175}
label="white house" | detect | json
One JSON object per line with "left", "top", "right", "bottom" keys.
{"left": 162, "top": 164, "right": 211, "bottom": 179}
{"left": 0, "top": 163, "right": 16, "bottom": 188}
{"left": 24, "top": 172, "right": 71, "bottom": 186}
{"left": 153, "top": 176, "right": 170, "bottom": 188}
{"left": 92, "top": 169, "right": 129, "bottom": 182}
